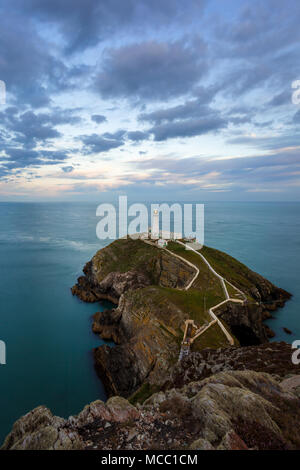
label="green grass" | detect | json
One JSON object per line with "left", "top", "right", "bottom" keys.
{"left": 93, "top": 238, "right": 160, "bottom": 282}
{"left": 191, "top": 322, "right": 235, "bottom": 351}
{"left": 167, "top": 241, "right": 224, "bottom": 300}
{"left": 199, "top": 246, "right": 256, "bottom": 299}
{"left": 153, "top": 286, "right": 215, "bottom": 325}
{"left": 129, "top": 383, "right": 161, "bottom": 405}
{"left": 225, "top": 280, "right": 243, "bottom": 299}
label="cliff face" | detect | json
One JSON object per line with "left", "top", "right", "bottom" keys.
{"left": 3, "top": 369, "right": 300, "bottom": 450}
{"left": 71, "top": 238, "right": 291, "bottom": 399}
{"left": 71, "top": 238, "right": 195, "bottom": 303}
{"left": 216, "top": 301, "right": 267, "bottom": 345}
{"left": 93, "top": 286, "right": 188, "bottom": 397}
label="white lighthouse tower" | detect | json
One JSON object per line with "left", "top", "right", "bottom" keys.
{"left": 151, "top": 209, "right": 159, "bottom": 239}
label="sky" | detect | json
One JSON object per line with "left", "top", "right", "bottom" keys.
{"left": 0, "top": 0, "right": 300, "bottom": 202}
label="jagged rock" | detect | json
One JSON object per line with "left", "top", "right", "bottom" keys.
{"left": 75, "top": 400, "right": 112, "bottom": 426}
{"left": 1, "top": 406, "right": 83, "bottom": 450}
{"left": 280, "top": 376, "right": 300, "bottom": 398}
{"left": 265, "top": 325, "right": 276, "bottom": 338}
{"left": 189, "top": 438, "right": 214, "bottom": 450}
{"left": 262, "top": 310, "right": 273, "bottom": 320}
{"left": 3, "top": 371, "right": 300, "bottom": 450}
{"left": 217, "top": 430, "right": 248, "bottom": 450}
{"left": 283, "top": 327, "right": 292, "bottom": 335}
{"left": 168, "top": 342, "right": 300, "bottom": 389}
{"left": 106, "top": 396, "right": 140, "bottom": 422}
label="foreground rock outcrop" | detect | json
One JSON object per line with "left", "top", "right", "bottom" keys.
{"left": 3, "top": 370, "right": 300, "bottom": 450}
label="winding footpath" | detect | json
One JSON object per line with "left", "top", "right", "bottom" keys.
{"left": 170, "top": 241, "right": 247, "bottom": 357}
{"left": 142, "top": 237, "right": 247, "bottom": 358}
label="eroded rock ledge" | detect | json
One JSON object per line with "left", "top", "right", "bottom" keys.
{"left": 3, "top": 370, "right": 300, "bottom": 450}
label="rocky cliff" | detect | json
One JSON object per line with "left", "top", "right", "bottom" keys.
{"left": 71, "top": 238, "right": 195, "bottom": 304}
{"left": 3, "top": 368, "right": 300, "bottom": 450}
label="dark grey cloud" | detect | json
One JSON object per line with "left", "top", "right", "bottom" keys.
{"left": 95, "top": 40, "right": 207, "bottom": 101}
{"left": 0, "top": 147, "right": 69, "bottom": 178}
{"left": 62, "top": 166, "right": 74, "bottom": 173}
{"left": 91, "top": 115, "right": 107, "bottom": 124}
{"left": 139, "top": 93, "right": 215, "bottom": 125}
{"left": 215, "top": 1, "right": 300, "bottom": 59}
{"left": 149, "top": 116, "right": 227, "bottom": 141}
{"left": 80, "top": 134, "right": 124, "bottom": 154}
{"left": 213, "top": 1, "right": 300, "bottom": 103}
{"left": 267, "top": 90, "right": 291, "bottom": 107}
{"left": 127, "top": 131, "right": 149, "bottom": 142}
{"left": 0, "top": 108, "right": 81, "bottom": 149}
{"left": 0, "top": 9, "right": 78, "bottom": 108}
{"left": 0, "top": 111, "right": 59, "bottom": 149}
{"left": 0, "top": 107, "right": 82, "bottom": 178}
{"left": 102, "top": 130, "right": 126, "bottom": 140}
{"left": 11, "top": 0, "right": 207, "bottom": 53}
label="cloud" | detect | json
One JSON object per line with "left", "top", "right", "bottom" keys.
{"left": 95, "top": 40, "right": 207, "bottom": 101}
{"left": 11, "top": 0, "right": 207, "bottom": 53}
{"left": 267, "top": 90, "right": 291, "bottom": 107}
{"left": 80, "top": 133, "right": 124, "bottom": 154}
{"left": 0, "top": 10, "right": 77, "bottom": 108}
{"left": 102, "top": 130, "right": 126, "bottom": 140}
{"left": 139, "top": 94, "right": 216, "bottom": 125}
{"left": 0, "top": 108, "right": 81, "bottom": 149}
{"left": 0, "top": 148, "right": 69, "bottom": 178}
{"left": 149, "top": 116, "right": 227, "bottom": 141}
{"left": 127, "top": 131, "right": 149, "bottom": 141}
{"left": 293, "top": 111, "right": 300, "bottom": 123}
{"left": 62, "top": 166, "right": 74, "bottom": 173}
{"left": 91, "top": 114, "right": 107, "bottom": 124}
{"left": 227, "top": 133, "right": 300, "bottom": 150}
{"left": 1, "top": 0, "right": 300, "bottom": 199}
{"left": 129, "top": 147, "right": 300, "bottom": 192}
{"left": 215, "top": 1, "right": 300, "bottom": 59}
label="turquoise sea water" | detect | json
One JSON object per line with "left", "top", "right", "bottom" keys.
{"left": 0, "top": 201, "right": 299, "bottom": 443}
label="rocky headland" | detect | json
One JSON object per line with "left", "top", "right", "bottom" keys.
{"left": 3, "top": 237, "right": 298, "bottom": 451}
{"left": 72, "top": 238, "right": 291, "bottom": 399}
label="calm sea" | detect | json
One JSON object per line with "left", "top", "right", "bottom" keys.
{"left": 0, "top": 201, "right": 299, "bottom": 443}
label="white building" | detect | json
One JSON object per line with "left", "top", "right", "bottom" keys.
{"left": 151, "top": 209, "right": 159, "bottom": 239}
